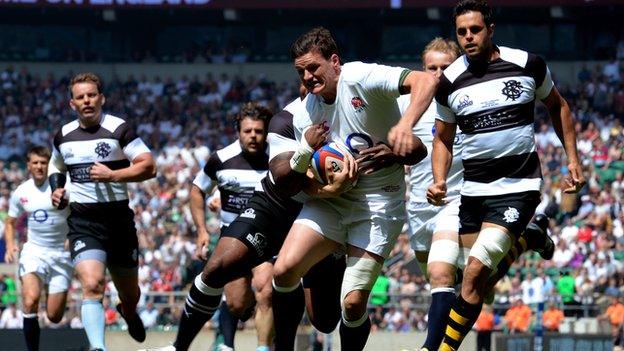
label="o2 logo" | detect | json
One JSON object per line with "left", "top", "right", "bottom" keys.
{"left": 345, "top": 133, "right": 374, "bottom": 154}
{"left": 32, "top": 209, "right": 49, "bottom": 223}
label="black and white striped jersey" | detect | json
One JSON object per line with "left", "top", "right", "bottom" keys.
{"left": 49, "top": 113, "right": 151, "bottom": 209}
{"left": 435, "top": 46, "right": 554, "bottom": 196}
{"left": 192, "top": 140, "right": 268, "bottom": 227}
{"left": 261, "top": 98, "right": 305, "bottom": 214}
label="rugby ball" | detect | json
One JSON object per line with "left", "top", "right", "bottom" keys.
{"left": 310, "top": 142, "right": 345, "bottom": 185}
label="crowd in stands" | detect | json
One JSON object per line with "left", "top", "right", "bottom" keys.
{"left": 0, "top": 52, "right": 623, "bottom": 333}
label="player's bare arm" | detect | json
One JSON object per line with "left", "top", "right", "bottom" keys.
{"left": 357, "top": 137, "right": 427, "bottom": 175}
{"left": 90, "top": 152, "right": 156, "bottom": 182}
{"left": 541, "top": 86, "right": 586, "bottom": 194}
{"left": 428, "top": 119, "right": 456, "bottom": 206}
{"left": 271, "top": 122, "right": 328, "bottom": 196}
{"left": 3, "top": 216, "right": 17, "bottom": 263}
{"left": 388, "top": 70, "right": 438, "bottom": 157}
{"left": 189, "top": 184, "right": 210, "bottom": 260}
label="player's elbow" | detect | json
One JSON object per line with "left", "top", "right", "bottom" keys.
{"left": 144, "top": 161, "right": 157, "bottom": 179}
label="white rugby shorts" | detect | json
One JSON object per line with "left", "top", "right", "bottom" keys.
{"left": 407, "top": 196, "right": 460, "bottom": 252}
{"left": 294, "top": 194, "right": 405, "bottom": 258}
{"left": 19, "top": 242, "right": 73, "bottom": 294}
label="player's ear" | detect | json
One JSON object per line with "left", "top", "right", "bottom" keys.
{"left": 330, "top": 54, "right": 341, "bottom": 69}
{"left": 101, "top": 95, "right": 106, "bottom": 106}
{"left": 69, "top": 99, "right": 77, "bottom": 112}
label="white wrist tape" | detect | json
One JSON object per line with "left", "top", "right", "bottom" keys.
{"left": 290, "top": 130, "right": 315, "bottom": 173}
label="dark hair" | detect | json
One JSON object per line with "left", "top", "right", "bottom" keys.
{"left": 69, "top": 72, "right": 103, "bottom": 98}
{"left": 453, "top": 0, "right": 493, "bottom": 26}
{"left": 235, "top": 102, "right": 272, "bottom": 131}
{"left": 290, "top": 27, "right": 339, "bottom": 60}
{"left": 27, "top": 145, "right": 51, "bottom": 162}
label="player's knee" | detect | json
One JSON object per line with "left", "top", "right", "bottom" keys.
{"left": 340, "top": 257, "right": 381, "bottom": 320}
{"left": 342, "top": 291, "right": 367, "bottom": 320}
{"left": 226, "top": 298, "right": 253, "bottom": 317}
{"left": 47, "top": 310, "right": 64, "bottom": 324}
{"left": 81, "top": 277, "right": 105, "bottom": 297}
{"left": 22, "top": 293, "right": 39, "bottom": 313}
{"left": 202, "top": 257, "right": 232, "bottom": 288}
{"left": 311, "top": 308, "right": 341, "bottom": 333}
{"left": 469, "top": 227, "right": 512, "bottom": 270}
{"left": 272, "top": 262, "right": 300, "bottom": 287}
{"left": 254, "top": 285, "right": 272, "bottom": 309}
{"left": 428, "top": 264, "right": 456, "bottom": 288}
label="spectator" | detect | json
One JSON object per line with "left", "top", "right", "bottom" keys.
{"left": 0, "top": 303, "right": 22, "bottom": 328}
{"left": 475, "top": 304, "right": 496, "bottom": 351}
{"left": 140, "top": 302, "right": 160, "bottom": 329}
{"left": 542, "top": 302, "right": 565, "bottom": 332}
{"left": 504, "top": 296, "right": 532, "bottom": 334}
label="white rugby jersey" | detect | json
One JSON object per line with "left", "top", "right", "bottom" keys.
{"left": 293, "top": 61, "right": 409, "bottom": 197}
{"left": 8, "top": 179, "right": 69, "bottom": 248}
{"left": 192, "top": 140, "right": 268, "bottom": 227}
{"left": 435, "top": 46, "right": 553, "bottom": 196}
{"left": 49, "top": 113, "right": 151, "bottom": 206}
{"left": 397, "top": 97, "right": 464, "bottom": 203}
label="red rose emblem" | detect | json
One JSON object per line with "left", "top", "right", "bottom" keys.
{"left": 351, "top": 97, "right": 364, "bottom": 109}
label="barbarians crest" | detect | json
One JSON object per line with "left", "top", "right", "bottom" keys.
{"left": 501, "top": 80, "right": 523, "bottom": 101}
{"left": 94, "top": 141, "right": 112, "bottom": 158}
{"left": 503, "top": 207, "right": 520, "bottom": 223}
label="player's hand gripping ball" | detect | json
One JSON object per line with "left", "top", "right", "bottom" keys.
{"left": 309, "top": 142, "right": 346, "bottom": 185}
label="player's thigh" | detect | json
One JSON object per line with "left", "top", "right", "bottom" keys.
{"left": 75, "top": 259, "right": 107, "bottom": 290}
{"left": 482, "top": 191, "right": 541, "bottom": 237}
{"left": 274, "top": 223, "right": 340, "bottom": 281}
{"left": 346, "top": 197, "right": 405, "bottom": 259}
{"left": 47, "top": 249, "right": 73, "bottom": 293}
{"left": 20, "top": 273, "right": 43, "bottom": 308}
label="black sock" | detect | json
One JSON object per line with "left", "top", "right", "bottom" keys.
{"left": 339, "top": 314, "right": 371, "bottom": 351}
{"left": 440, "top": 295, "right": 482, "bottom": 351}
{"left": 218, "top": 302, "right": 239, "bottom": 348}
{"left": 174, "top": 277, "right": 223, "bottom": 351}
{"left": 272, "top": 281, "right": 305, "bottom": 351}
{"left": 422, "top": 288, "right": 455, "bottom": 350}
{"left": 23, "top": 313, "right": 40, "bottom": 351}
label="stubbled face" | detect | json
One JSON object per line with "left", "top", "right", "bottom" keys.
{"left": 70, "top": 82, "right": 105, "bottom": 126}
{"left": 294, "top": 51, "right": 341, "bottom": 102}
{"left": 27, "top": 154, "right": 49, "bottom": 184}
{"left": 238, "top": 117, "right": 267, "bottom": 155}
{"left": 423, "top": 50, "right": 456, "bottom": 79}
{"left": 455, "top": 10, "right": 494, "bottom": 62}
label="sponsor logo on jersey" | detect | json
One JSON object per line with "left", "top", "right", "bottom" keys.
{"left": 240, "top": 208, "right": 256, "bottom": 219}
{"left": 501, "top": 80, "right": 523, "bottom": 101}
{"left": 457, "top": 94, "right": 473, "bottom": 111}
{"left": 382, "top": 185, "right": 401, "bottom": 193}
{"left": 245, "top": 232, "right": 267, "bottom": 256}
{"left": 73, "top": 240, "right": 86, "bottom": 252}
{"left": 32, "top": 209, "right": 49, "bottom": 223}
{"left": 20, "top": 197, "right": 28, "bottom": 204}
{"left": 351, "top": 96, "right": 366, "bottom": 113}
{"left": 503, "top": 207, "right": 520, "bottom": 223}
{"left": 94, "top": 141, "right": 112, "bottom": 158}
{"left": 63, "top": 148, "right": 75, "bottom": 160}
